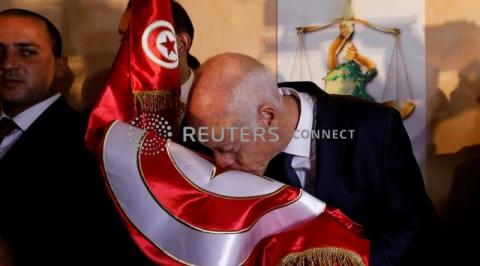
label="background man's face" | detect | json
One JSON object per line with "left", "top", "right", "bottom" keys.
{"left": 0, "top": 16, "right": 58, "bottom": 112}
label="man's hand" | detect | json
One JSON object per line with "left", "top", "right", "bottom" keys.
{"left": 344, "top": 43, "right": 358, "bottom": 61}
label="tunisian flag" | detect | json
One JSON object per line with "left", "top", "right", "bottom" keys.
{"left": 86, "top": 0, "right": 369, "bottom": 265}
{"left": 85, "top": 0, "right": 183, "bottom": 263}
{"left": 85, "top": 0, "right": 180, "bottom": 155}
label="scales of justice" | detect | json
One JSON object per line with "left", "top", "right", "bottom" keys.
{"left": 292, "top": 0, "right": 415, "bottom": 119}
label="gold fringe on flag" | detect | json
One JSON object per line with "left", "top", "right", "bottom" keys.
{"left": 279, "top": 247, "right": 365, "bottom": 266}
{"left": 133, "top": 90, "right": 181, "bottom": 113}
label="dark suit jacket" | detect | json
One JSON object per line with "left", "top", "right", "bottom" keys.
{"left": 271, "top": 81, "right": 439, "bottom": 266}
{"left": 0, "top": 97, "right": 151, "bottom": 265}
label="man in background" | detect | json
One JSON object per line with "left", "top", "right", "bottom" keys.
{"left": 0, "top": 9, "right": 150, "bottom": 265}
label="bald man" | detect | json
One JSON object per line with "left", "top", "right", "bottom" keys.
{"left": 187, "top": 53, "right": 438, "bottom": 266}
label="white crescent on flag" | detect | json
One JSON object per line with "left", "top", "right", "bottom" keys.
{"left": 142, "top": 20, "right": 179, "bottom": 69}
{"left": 102, "top": 121, "right": 326, "bottom": 265}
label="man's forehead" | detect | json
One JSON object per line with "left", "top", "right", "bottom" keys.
{"left": 0, "top": 16, "right": 50, "bottom": 41}
{"left": 0, "top": 15, "right": 44, "bottom": 26}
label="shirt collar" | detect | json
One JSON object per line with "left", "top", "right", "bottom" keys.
{"left": 1, "top": 93, "right": 61, "bottom": 132}
{"left": 279, "top": 87, "right": 314, "bottom": 158}
{"left": 180, "top": 68, "right": 194, "bottom": 104}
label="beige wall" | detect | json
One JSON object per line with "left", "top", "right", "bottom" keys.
{"left": 178, "top": 0, "right": 277, "bottom": 72}
{"left": 0, "top": 0, "right": 275, "bottom": 110}
{"left": 1, "top": 0, "right": 478, "bottom": 216}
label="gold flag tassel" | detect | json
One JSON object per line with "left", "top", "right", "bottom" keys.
{"left": 279, "top": 247, "right": 365, "bottom": 266}
{"left": 133, "top": 90, "right": 181, "bottom": 113}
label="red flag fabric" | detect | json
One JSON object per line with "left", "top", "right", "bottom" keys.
{"left": 131, "top": 0, "right": 180, "bottom": 98}
{"left": 245, "top": 208, "right": 370, "bottom": 266}
{"left": 85, "top": 0, "right": 370, "bottom": 265}
{"left": 84, "top": 0, "right": 182, "bottom": 262}
{"left": 84, "top": 35, "right": 134, "bottom": 154}
{"left": 85, "top": 0, "right": 180, "bottom": 154}
{"left": 100, "top": 122, "right": 370, "bottom": 265}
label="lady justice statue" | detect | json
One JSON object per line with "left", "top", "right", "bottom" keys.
{"left": 324, "top": 19, "right": 377, "bottom": 101}
{"left": 295, "top": 0, "right": 401, "bottom": 103}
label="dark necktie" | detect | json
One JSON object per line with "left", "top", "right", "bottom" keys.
{"left": 264, "top": 152, "right": 302, "bottom": 188}
{"left": 0, "top": 117, "right": 18, "bottom": 145}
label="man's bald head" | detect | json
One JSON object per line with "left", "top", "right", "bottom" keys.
{"left": 196, "top": 52, "right": 266, "bottom": 92}
{"left": 186, "top": 53, "right": 288, "bottom": 175}
{"left": 188, "top": 53, "right": 280, "bottom": 128}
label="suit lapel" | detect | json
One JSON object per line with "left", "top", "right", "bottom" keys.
{"left": 312, "top": 84, "right": 347, "bottom": 195}
{"left": 1, "top": 97, "right": 71, "bottom": 163}
{"left": 278, "top": 81, "right": 322, "bottom": 96}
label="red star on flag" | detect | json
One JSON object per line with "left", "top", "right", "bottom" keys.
{"left": 161, "top": 35, "right": 176, "bottom": 56}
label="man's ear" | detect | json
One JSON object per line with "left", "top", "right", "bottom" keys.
{"left": 55, "top": 56, "right": 68, "bottom": 78}
{"left": 258, "top": 104, "right": 278, "bottom": 127}
{"left": 176, "top": 32, "right": 192, "bottom": 55}
{"left": 54, "top": 57, "right": 75, "bottom": 94}
{"left": 118, "top": 5, "right": 131, "bottom": 37}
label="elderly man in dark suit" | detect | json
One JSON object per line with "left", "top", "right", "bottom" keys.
{"left": 186, "top": 53, "right": 439, "bottom": 266}
{"left": 0, "top": 9, "right": 150, "bottom": 265}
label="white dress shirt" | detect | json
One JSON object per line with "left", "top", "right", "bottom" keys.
{"left": 279, "top": 87, "right": 317, "bottom": 193}
{"left": 179, "top": 69, "right": 194, "bottom": 122}
{"left": 180, "top": 69, "right": 194, "bottom": 104}
{"left": 0, "top": 93, "right": 61, "bottom": 159}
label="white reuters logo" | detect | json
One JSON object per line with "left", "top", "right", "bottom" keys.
{"left": 141, "top": 20, "right": 178, "bottom": 69}
{"left": 128, "top": 114, "right": 173, "bottom": 155}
